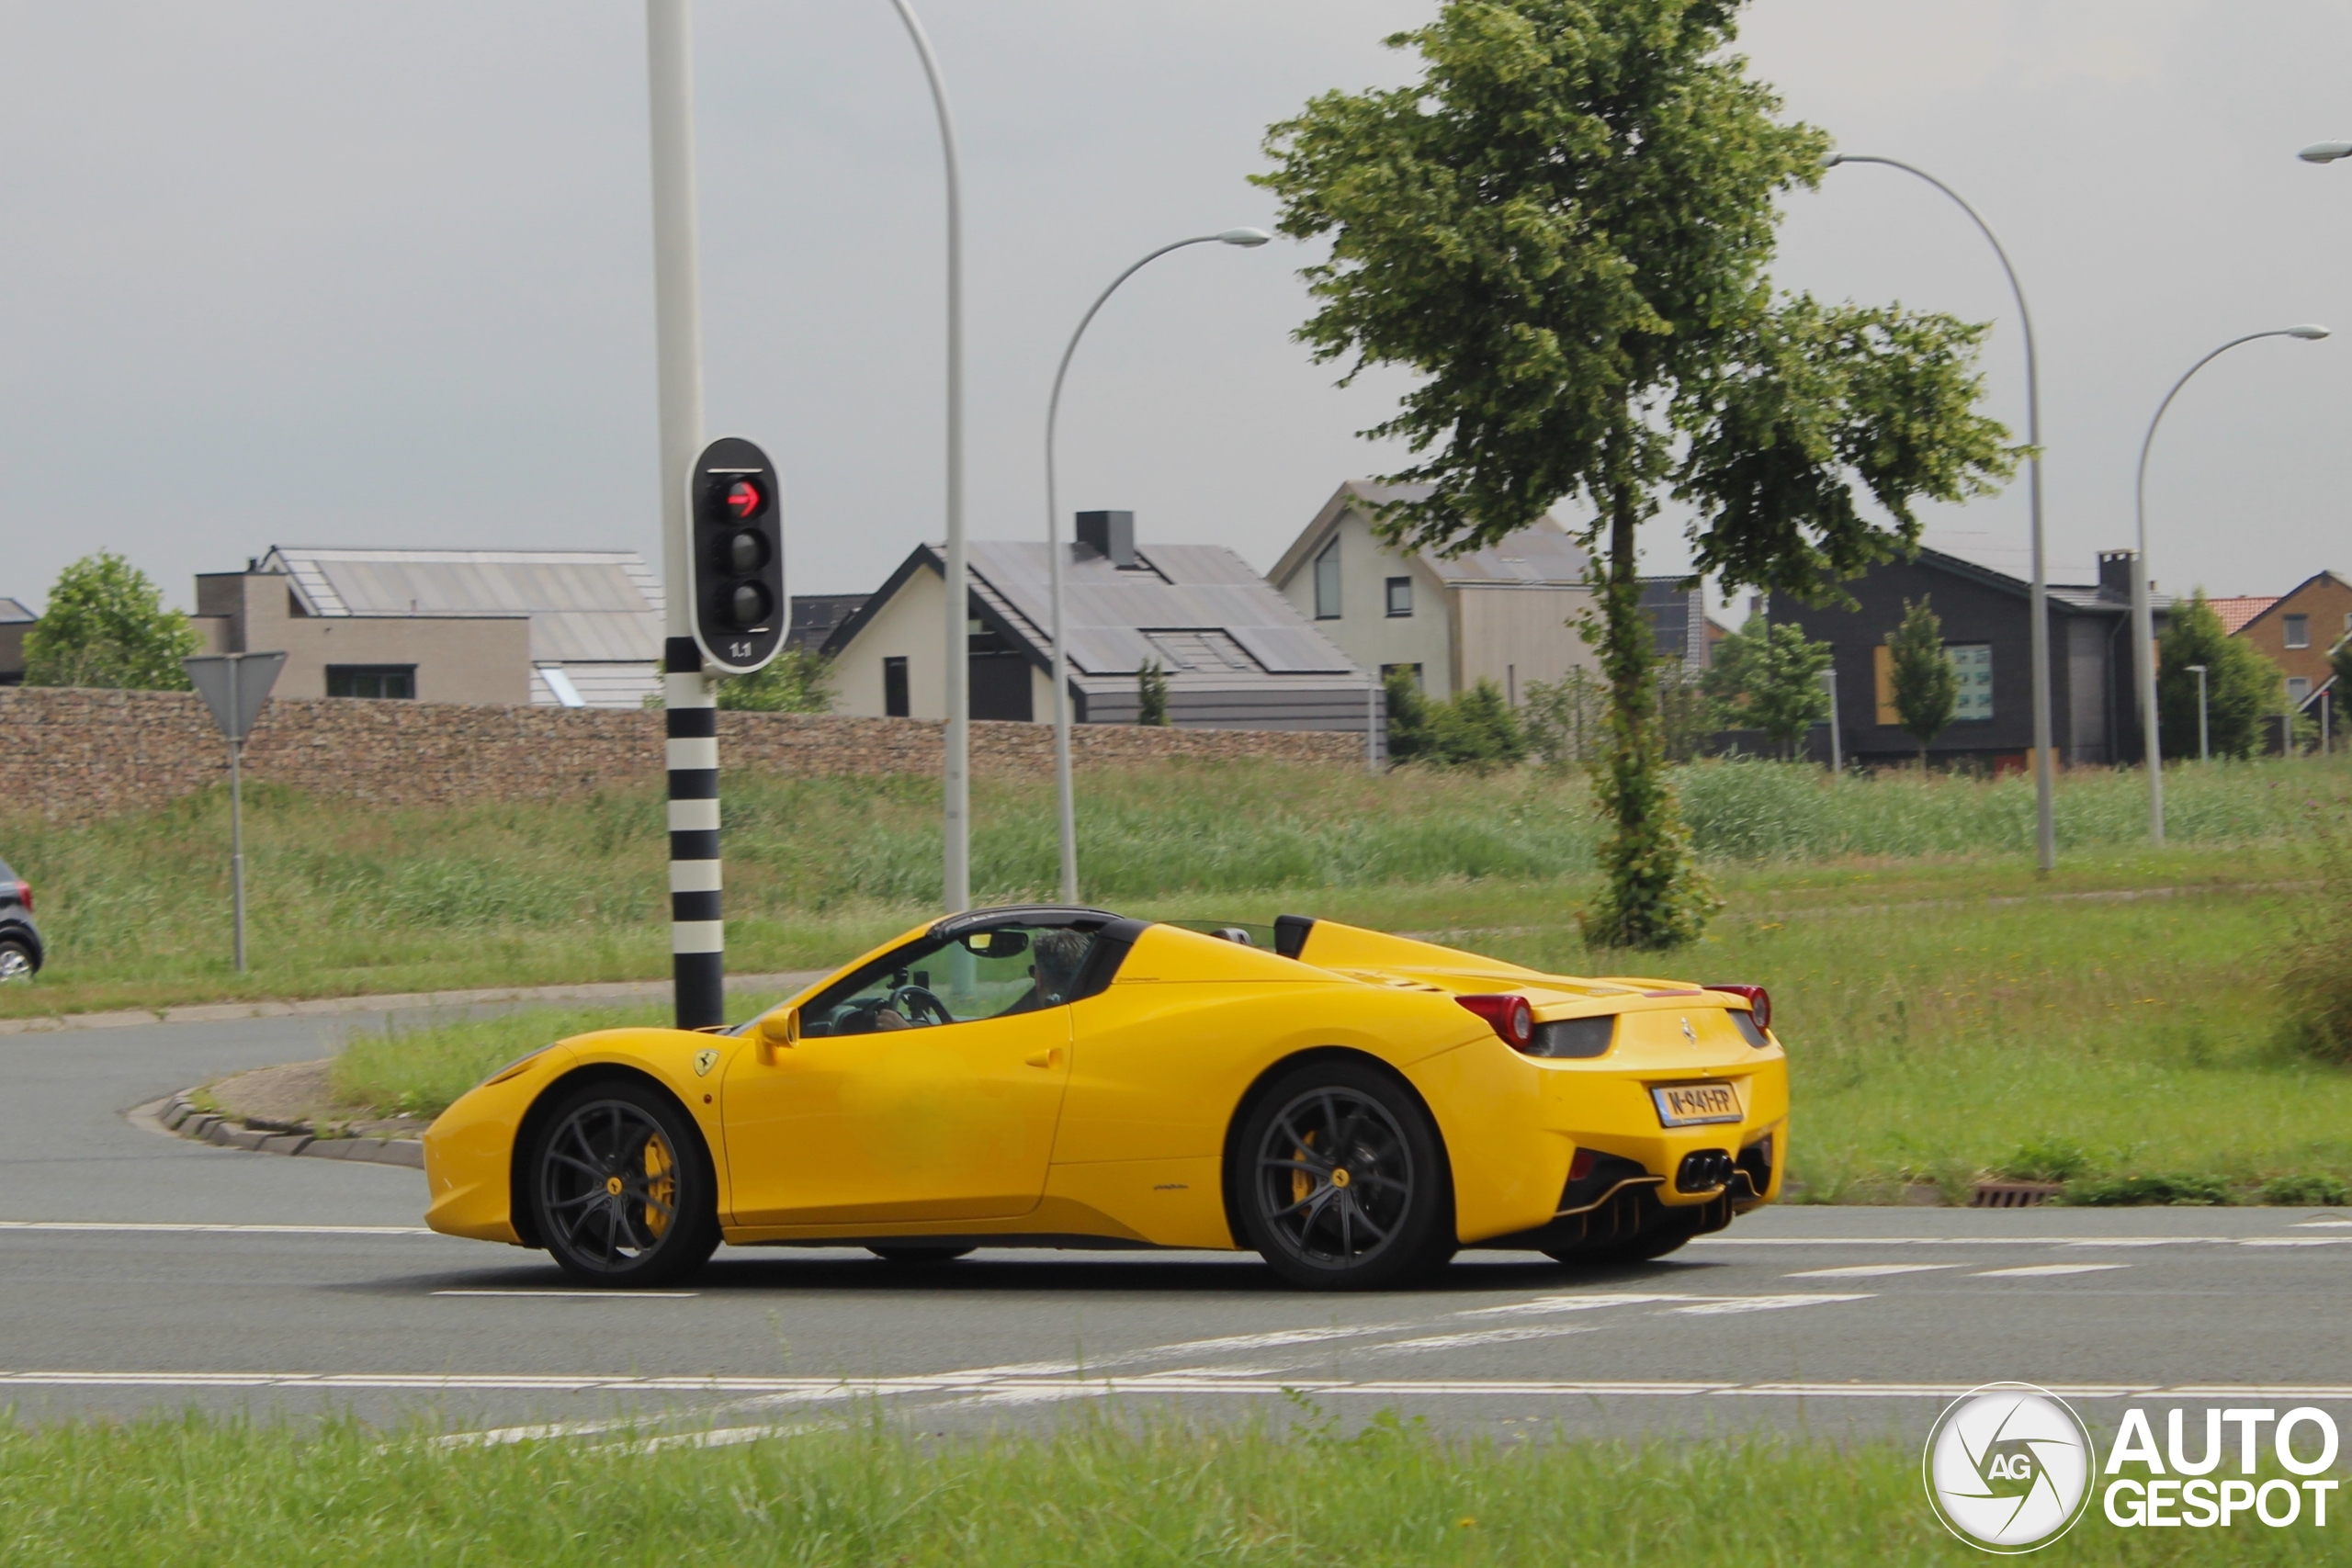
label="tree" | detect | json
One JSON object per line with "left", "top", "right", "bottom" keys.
{"left": 1885, "top": 595, "right": 1957, "bottom": 766}
{"left": 1258, "top": 0, "right": 2015, "bottom": 948}
{"left": 1136, "top": 660, "right": 1170, "bottom": 726}
{"left": 2157, "top": 591, "right": 2282, "bottom": 761}
{"left": 22, "top": 550, "right": 198, "bottom": 690}
{"left": 1707, "top": 615, "right": 1831, "bottom": 760}
{"left": 715, "top": 648, "right": 833, "bottom": 713}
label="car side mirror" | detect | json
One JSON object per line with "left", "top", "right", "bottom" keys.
{"left": 754, "top": 1008, "right": 799, "bottom": 1065}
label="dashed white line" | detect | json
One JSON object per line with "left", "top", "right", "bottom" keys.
{"left": 0, "top": 1221, "right": 434, "bottom": 1236}
{"left": 1453, "top": 1293, "right": 1695, "bottom": 1319}
{"left": 1659, "top": 1293, "right": 1874, "bottom": 1316}
{"left": 1785, "top": 1263, "right": 1959, "bottom": 1280}
{"left": 1973, "top": 1263, "right": 2132, "bottom": 1279}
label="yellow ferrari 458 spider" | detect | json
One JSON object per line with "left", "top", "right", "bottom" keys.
{"left": 424, "top": 907, "right": 1787, "bottom": 1291}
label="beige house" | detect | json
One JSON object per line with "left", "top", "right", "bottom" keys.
{"left": 1267, "top": 481, "right": 1600, "bottom": 702}
{"left": 192, "top": 547, "right": 663, "bottom": 707}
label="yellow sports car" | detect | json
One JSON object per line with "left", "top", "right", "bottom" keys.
{"left": 423, "top": 907, "right": 1787, "bottom": 1291}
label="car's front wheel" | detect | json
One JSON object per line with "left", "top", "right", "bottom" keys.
{"left": 527, "top": 1079, "right": 720, "bottom": 1288}
{"left": 1232, "top": 1059, "right": 1454, "bottom": 1291}
{"left": 0, "top": 940, "right": 35, "bottom": 983}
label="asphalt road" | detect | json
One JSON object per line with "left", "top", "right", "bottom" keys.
{"left": 7, "top": 1010, "right": 2351, "bottom": 1443}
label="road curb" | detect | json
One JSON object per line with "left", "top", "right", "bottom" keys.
{"left": 145, "top": 1093, "right": 425, "bottom": 1169}
{"left": 2, "top": 969, "right": 826, "bottom": 1038}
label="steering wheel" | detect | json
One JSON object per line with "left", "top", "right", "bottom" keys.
{"left": 888, "top": 985, "right": 955, "bottom": 1026}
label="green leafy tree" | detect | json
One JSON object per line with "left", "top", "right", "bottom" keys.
{"left": 2157, "top": 591, "right": 2282, "bottom": 761}
{"left": 1708, "top": 616, "right": 1830, "bottom": 760}
{"left": 1136, "top": 660, "right": 1170, "bottom": 727}
{"left": 714, "top": 648, "right": 833, "bottom": 713}
{"left": 1258, "top": 0, "right": 2014, "bottom": 948}
{"left": 22, "top": 550, "right": 198, "bottom": 690}
{"left": 1885, "top": 595, "right": 1957, "bottom": 766}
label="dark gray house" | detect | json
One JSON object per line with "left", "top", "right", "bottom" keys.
{"left": 1770, "top": 547, "right": 2171, "bottom": 771}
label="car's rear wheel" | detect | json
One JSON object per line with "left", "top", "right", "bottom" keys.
{"left": 528, "top": 1079, "right": 719, "bottom": 1288}
{"left": 1232, "top": 1059, "right": 1453, "bottom": 1291}
{"left": 0, "top": 940, "right": 34, "bottom": 983}
{"left": 868, "top": 1245, "right": 976, "bottom": 1265}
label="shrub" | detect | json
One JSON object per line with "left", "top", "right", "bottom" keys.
{"left": 2060, "top": 1173, "right": 2232, "bottom": 1207}
{"left": 715, "top": 648, "right": 832, "bottom": 713}
{"left": 1385, "top": 672, "right": 1524, "bottom": 770}
{"left": 2256, "top": 1173, "right": 2351, "bottom": 1207}
{"left": 1136, "top": 660, "right": 1170, "bottom": 727}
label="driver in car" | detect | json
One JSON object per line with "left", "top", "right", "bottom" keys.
{"left": 997, "top": 927, "right": 1091, "bottom": 1015}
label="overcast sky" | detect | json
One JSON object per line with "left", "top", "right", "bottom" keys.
{"left": 3, "top": 1, "right": 2347, "bottom": 622}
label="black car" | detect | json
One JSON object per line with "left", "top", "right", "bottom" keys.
{"left": 0, "top": 859, "right": 40, "bottom": 981}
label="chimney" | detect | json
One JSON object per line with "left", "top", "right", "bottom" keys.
{"left": 2097, "top": 549, "right": 2134, "bottom": 599}
{"left": 1075, "top": 510, "right": 1136, "bottom": 569}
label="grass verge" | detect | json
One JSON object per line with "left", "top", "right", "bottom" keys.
{"left": 4, "top": 755, "right": 2345, "bottom": 1020}
{"left": 3, "top": 1412, "right": 2336, "bottom": 1566}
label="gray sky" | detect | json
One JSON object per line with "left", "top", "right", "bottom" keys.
{"left": 3, "top": 1, "right": 2347, "bottom": 623}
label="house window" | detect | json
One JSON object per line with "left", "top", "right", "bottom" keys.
{"left": 2289, "top": 675, "right": 2312, "bottom": 706}
{"left": 883, "top": 656, "right": 910, "bottom": 718}
{"left": 2283, "top": 614, "right": 2310, "bottom": 649}
{"left": 1385, "top": 576, "right": 1413, "bottom": 617}
{"left": 1380, "top": 662, "right": 1424, "bottom": 690}
{"left": 1313, "top": 538, "right": 1341, "bottom": 619}
{"left": 1950, "top": 645, "right": 1994, "bottom": 722}
{"left": 325, "top": 665, "right": 414, "bottom": 700}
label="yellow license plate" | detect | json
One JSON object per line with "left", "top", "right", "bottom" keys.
{"left": 1651, "top": 1082, "right": 1742, "bottom": 1127}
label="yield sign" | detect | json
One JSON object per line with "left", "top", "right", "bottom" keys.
{"left": 184, "top": 651, "right": 288, "bottom": 741}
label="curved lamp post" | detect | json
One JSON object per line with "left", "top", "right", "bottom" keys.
{"left": 1042, "top": 229, "right": 1270, "bottom": 901}
{"left": 2132, "top": 325, "right": 2330, "bottom": 843}
{"left": 1823, "top": 152, "right": 2056, "bottom": 872}
{"left": 2299, "top": 142, "right": 2352, "bottom": 163}
{"left": 884, "top": 0, "right": 970, "bottom": 913}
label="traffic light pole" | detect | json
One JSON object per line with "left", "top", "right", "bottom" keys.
{"left": 647, "top": 0, "right": 722, "bottom": 1030}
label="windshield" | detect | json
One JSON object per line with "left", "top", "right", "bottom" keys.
{"left": 799, "top": 922, "right": 1100, "bottom": 1037}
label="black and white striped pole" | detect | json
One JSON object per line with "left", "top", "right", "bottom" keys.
{"left": 664, "top": 637, "right": 722, "bottom": 1025}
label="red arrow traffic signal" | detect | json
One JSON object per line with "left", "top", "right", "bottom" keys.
{"left": 724, "top": 479, "right": 763, "bottom": 519}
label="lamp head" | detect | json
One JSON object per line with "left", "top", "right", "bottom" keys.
{"left": 1821, "top": 152, "right": 1846, "bottom": 168}
{"left": 2288, "top": 323, "right": 2333, "bottom": 340}
{"left": 2187, "top": 664, "right": 2208, "bottom": 674}
{"left": 2299, "top": 141, "right": 2352, "bottom": 164}
{"left": 1216, "top": 228, "right": 1272, "bottom": 247}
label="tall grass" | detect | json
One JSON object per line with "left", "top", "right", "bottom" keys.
{"left": 5, "top": 1410, "right": 2327, "bottom": 1566}
{"left": 3, "top": 757, "right": 2344, "bottom": 1018}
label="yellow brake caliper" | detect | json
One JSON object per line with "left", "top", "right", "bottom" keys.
{"left": 1292, "top": 1131, "right": 1317, "bottom": 1207}
{"left": 642, "top": 1134, "right": 675, "bottom": 1238}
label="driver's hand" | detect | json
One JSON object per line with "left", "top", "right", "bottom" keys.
{"left": 870, "top": 1009, "right": 911, "bottom": 1032}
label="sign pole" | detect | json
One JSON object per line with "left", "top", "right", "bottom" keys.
{"left": 229, "top": 725, "right": 246, "bottom": 973}
{"left": 184, "top": 651, "right": 285, "bottom": 978}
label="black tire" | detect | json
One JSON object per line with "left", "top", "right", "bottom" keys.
{"left": 1231, "top": 1058, "right": 1454, "bottom": 1291}
{"left": 868, "top": 1245, "right": 976, "bottom": 1265}
{"left": 527, "top": 1078, "right": 720, "bottom": 1288}
{"left": 0, "top": 939, "right": 35, "bottom": 984}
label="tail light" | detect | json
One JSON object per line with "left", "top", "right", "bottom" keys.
{"left": 1708, "top": 984, "right": 1770, "bottom": 1032}
{"left": 1456, "top": 993, "right": 1534, "bottom": 1050}
{"left": 10, "top": 881, "right": 27, "bottom": 914}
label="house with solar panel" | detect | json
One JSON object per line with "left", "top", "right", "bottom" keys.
{"left": 191, "top": 547, "right": 665, "bottom": 707}
{"left": 820, "top": 511, "right": 1377, "bottom": 737}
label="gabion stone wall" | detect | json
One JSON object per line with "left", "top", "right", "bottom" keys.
{"left": 0, "top": 687, "right": 1367, "bottom": 823}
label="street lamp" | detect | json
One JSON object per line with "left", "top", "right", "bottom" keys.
{"left": 1042, "top": 228, "right": 1270, "bottom": 902}
{"left": 2132, "top": 325, "right": 2329, "bottom": 843}
{"left": 1822, "top": 152, "right": 2057, "bottom": 872}
{"left": 885, "top": 0, "right": 971, "bottom": 914}
{"left": 2299, "top": 142, "right": 2352, "bottom": 163}
{"left": 2187, "top": 664, "right": 2210, "bottom": 762}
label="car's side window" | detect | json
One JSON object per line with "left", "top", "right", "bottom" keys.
{"left": 797, "top": 924, "right": 1099, "bottom": 1038}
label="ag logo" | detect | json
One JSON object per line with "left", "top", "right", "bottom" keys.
{"left": 1924, "top": 1382, "right": 2094, "bottom": 1553}
{"left": 693, "top": 1048, "right": 719, "bottom": 1077}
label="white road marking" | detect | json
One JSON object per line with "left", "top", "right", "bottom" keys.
{"left": 1453, "top": 1293, "right": 1695, "bottom": 1318}
{"left": 1150, "top": 1325, "right": 1403, "bottom": 1354}
{"left": 430, "top": 1290, "right": 698, "bottom": 1300}
{"left": 2292, "top": 1220, "right": 2352, "bottom": 1228}
{"left": 1659, "top": 1293, "right": 1874, "bottom": 1316}
{"left": 2238, "top": 1237, "right": 2352, "bottom": 1248}
{"left": 1972, "top": 1263, "right": 2132, "bottom": 1279}
{"left": 1785, "top": 1263, "right": 1958, "bottom": 1279}
{"left": 1374, "top": 1326, "right": 1600, "bottom": 1352}
{"left": 21, "top": 1369, "right": 2352, "bottom": 1403}
{"left": 0, "top": 1221, "right": 435, "bottom": 1236}
{"left": 429, "top": 1419, "right": 624, "bottom": 1449}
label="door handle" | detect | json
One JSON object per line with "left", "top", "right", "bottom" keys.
{"left": 1023, "top": 1047, "right": 1063, "bottom": 1069}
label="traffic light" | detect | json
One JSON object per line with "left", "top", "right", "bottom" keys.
{"left": 686, "top": 436, "right": 786, "bottom": 674}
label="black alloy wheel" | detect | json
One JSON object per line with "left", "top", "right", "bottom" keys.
{"left": 1233, "top": 1060, "right": 1453, "bottom": 1291}
{"left": 867, "top": 1245, "right": 978, "bottom": 1265}
{"left": 529, "top": 1080, "right": 719, "bottom": 1287}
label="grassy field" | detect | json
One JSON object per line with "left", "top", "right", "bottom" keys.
{"left": 5, "top": 755, "right": 2345, "bottom": 1020}
{"left": 1, "top": 1412, "right": 2337, "bottom": 1566}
